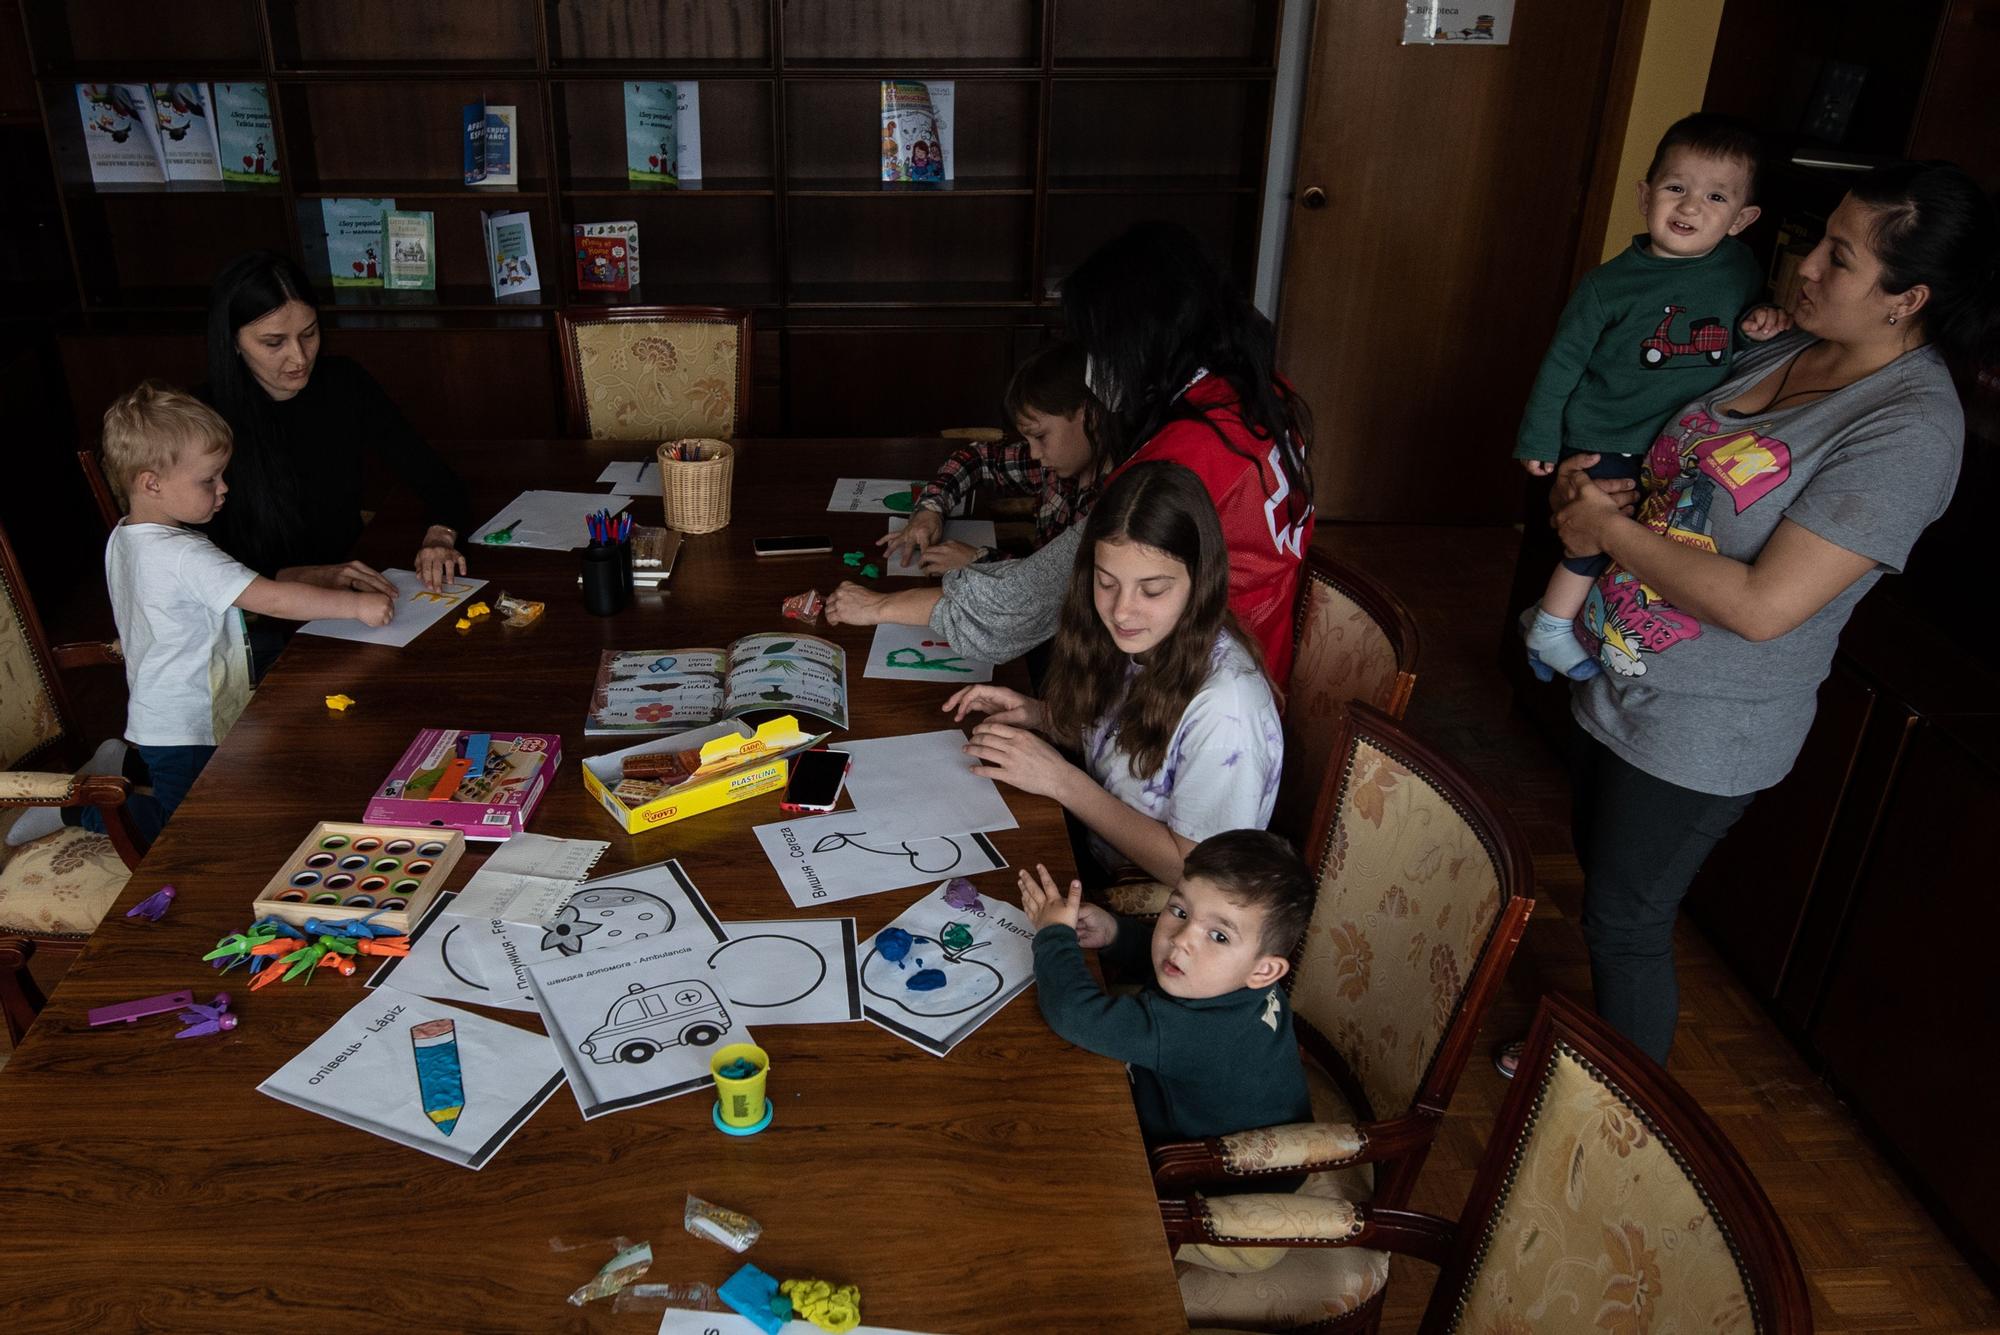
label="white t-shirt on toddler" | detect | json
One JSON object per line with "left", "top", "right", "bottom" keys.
{"left": 106, "top": 522, "right": 257, "bottom": 747}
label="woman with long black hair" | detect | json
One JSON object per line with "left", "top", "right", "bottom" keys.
{"left": 201, "top": 251, "right": 471, "bottom": 606}
{"left": 826, "top": 221, "right": 1315, "bottom": 686}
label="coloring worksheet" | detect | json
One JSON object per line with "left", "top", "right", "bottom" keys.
{"left": 258, "top": 993, "right": 564, "bottom": 1170}
{"left": 754, "top": 813, "right": 1007, "bottom": 908}
{"left": 529, "top": 926, "right": 756, "bottom": 1120}
{"left": 842, "top": 730, "right": 1018, "bottom": 839}
{"left": 883, "top": 516, "right": 997, "bottom": 576}
{"left": 826, "top": 478, "right": 926, "bottom": 513}
{"left": 450, "top": 832, "right": 608, "bottom": 928}
{"left": 469, "top": 490, "right": 630, "bottom": 550}
{"left": 657, "top": 1313, "right": 944, "bottom": 1335}
{"left": 295, "top": 570, "right": 489, "bottom": 648}
{"left": 864, "top": 623, "right": 993, "bottom": 684}
{"left": 859, "top": 879, "right": 1037, "bottom": 1056}
{"left": 709, "top": 917, "right": 862, "bottom": 1026}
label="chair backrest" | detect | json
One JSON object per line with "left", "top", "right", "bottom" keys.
{"left": 1429, "top": 994, "right": 1811, "bottom": 1335}
{"left": 556, "top": 306, "right": 753, "bottom": 441}
{"left": 1272, "top": 549, "right": 1420, "bottom": 847}
{"left": 1286, "top": 704, "right": 1532, "bottom": 1171}
{"left": 0, "top": 521, "right": 70, "bottom": 770}
{"left": 78, "top": 447, "right": 121, "bottom": 533}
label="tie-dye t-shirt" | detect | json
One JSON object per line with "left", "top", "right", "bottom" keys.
{"left": 1081, "top": 630, "right": 1283, "bottom": 870}
{"left": 1572, "top": 331, "right": 1961, "bottom": 796}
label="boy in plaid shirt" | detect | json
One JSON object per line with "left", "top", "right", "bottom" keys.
{"left": 880, "top": 340, "right": 1099, "bottom": 572}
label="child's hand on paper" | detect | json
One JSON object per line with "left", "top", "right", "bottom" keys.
{"left": 284, "top": 559, "right": 398, "bottom": 597}
{"left": 942, "top": 684, "right": 1045, "bottom": 729}
{"left": 1019, "top": 863, "right": 1081, "bottom": 933}
{"left": 1739, "top": 304, "right": 1794, "bottom": 341}
{"left": 1519, "top": 458, "right": 1555, "bottom": 477}
{"left": 353, "top": 591, "right": 397, "bottom": 627}
{"left": 824, "top": 581, "right": 887, "bottom": 626}
{"left": 917, "top": 539, "right": 982, "bottom": 574}
{"left": 877, "top": 507, "right": 943, "bottom": 564}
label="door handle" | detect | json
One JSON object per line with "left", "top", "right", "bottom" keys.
{"left": 1300, "top": 186, "right": 1327, "bottom": 209}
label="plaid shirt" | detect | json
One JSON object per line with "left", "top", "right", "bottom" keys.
{"left": 916, "top": 439, "right": 1099, "bottom": 552}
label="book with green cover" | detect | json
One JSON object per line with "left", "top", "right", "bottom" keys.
{"left": 321, "top": 198, "right": 394, "bottom": 287}
{"left": 384, "top": 210, "right": 436, "bottom": 291}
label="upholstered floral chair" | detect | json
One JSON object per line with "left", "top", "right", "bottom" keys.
{"left": 556, "top": 306, "right": 753, "bottom": 441}
{"left": 1155, "top": 702, "right": 1535, "bottom": 1332}
{"left": 0, "top": 523, "right": 140, "bottom": 1043}
{"left": 1163, "top": 994, "right": 1811, "bottom": 1335}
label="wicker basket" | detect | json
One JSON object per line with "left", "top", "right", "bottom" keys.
{"left": 656, "top": 438, "right": 735, "bottom": 533}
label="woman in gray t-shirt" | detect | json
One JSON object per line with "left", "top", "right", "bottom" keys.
{"left": 1538, "top": 161, "right": 1995, "bottom": 1065}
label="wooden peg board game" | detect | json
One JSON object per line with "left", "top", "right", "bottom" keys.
{"left": 252, "top": 823, "right": 466, "bottom": 932}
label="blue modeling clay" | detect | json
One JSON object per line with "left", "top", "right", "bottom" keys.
{"left": 907, "top": 968, "right": 947, "bottom": 991}
{"left": 877, "top": 927, "right": 914, "bottom": 963}
{"left": 719, "top": 1263, "right": 788, "bottom": 1335}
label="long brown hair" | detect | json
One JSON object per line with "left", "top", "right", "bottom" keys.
{"left": 1045, "top": 462, "right": 1257, "bottom": 778}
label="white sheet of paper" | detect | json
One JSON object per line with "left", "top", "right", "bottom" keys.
{"left": 470, "top": 490, "right": 630, "bottom": 550}
{"left": 294, "top": 570, "right": 489, "bottom": 648}
{"left": 842, "top": 730, "right": 1018, "bottom": 838}
{"left": 450, "top": 833, "right": 608, "bottom": 928}
{"left": 754, "top": 813, "right": 1008, "bottom": 907}
{"left": 595, "top": 460, "right": 660, "bottom": 496}
{"left": 710, "top": 917, "right": 862, "bottom": 1025}
{"left": 859, "top": 880, "right": 1037, "bottom": 1056}
{"left": 658, "top": 1312, "right": 944, "bottom": 1335}
{"left": 257, "top": 992, "right": 564, "bottom": 1170}
{"left": 863, "top": 623, "right": 994, "bottom": 684}
{"left": 883, "top": 516, "right": 998, "bottom": 576}
{"left": 371, "top": 862, "right": 723, "bottom": 1012}
{"left": 528, "top": 923, "right": 747, "bottom": 1120}
{"left": 826, "top": 477, "right": 926, "bottom": 513}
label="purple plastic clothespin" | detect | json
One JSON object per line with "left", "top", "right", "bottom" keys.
{"left": 88, "top": 989, "right": 195, "bottom": 1027}
{"left": 175, "top": 993, "right": 237, "bottom": 1039}
{"left": 125, "top": 886, "right": 176, "bottom": 922}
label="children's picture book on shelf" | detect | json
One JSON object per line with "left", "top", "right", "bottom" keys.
{"left": 460, "top": 100, "right": 487, "bottom": 185}
{"left": 622, "top": 82, "right": 702, "bottom": 184}
{"left": 477, "top": 104, "right": 517, "bottom": 187}
{"left": 320, "top": 198, "right": 394, "bottom": 287}
{"left": 481, "top": 209, "right": 540, "bottom": 297}
{"left": 587, "top": 636, "right": 849, "bottom": 736}
{"left": 573, "top": 220, "right": 641, "bottom": 293}
{"left": 880, "top": 79, "right": 954, "bottom": 184}
{"left": 150, "top": 82, "right": 221, "bottom": 182}
{"left": 384, "top": 210, "right": 436, "bottom": 291}
{"left": 212, "top": 82, "right": 278, "bottom": 183}
{"left": 365, "top": 728, "right": 562, "bottom": 841}
{"left": 75, "top": 84, "right": 165, "bottom": 185}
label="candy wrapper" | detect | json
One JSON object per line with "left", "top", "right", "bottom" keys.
{"left": 685, "top": 1193, "right": 763, "bottom": 1254}
{"left": 782, "top": 588, "right": 823, "bottom": 625}
{"left": 566, "top": 1239, "right": 651, "bottom": 1306}
{"left": 495, "top": 591, "right": 545, "bottom": 627}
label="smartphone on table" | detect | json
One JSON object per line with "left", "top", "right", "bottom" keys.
{"left": 780, "top": 748, "right": 852, "bottom": 813}
{"left": 754, "top": 534, "right": 831, "bottom": 556}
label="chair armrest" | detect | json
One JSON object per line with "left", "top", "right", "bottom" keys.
{"left": 1152, "top": 1111, "right": 1439, "bottom": 1192}
{"left": 51, "top": 639, "right": 123, "bottom": 671}
{"left": 1160, "top": 1197, "right": 1457, "bottom": 1265}
{"left": 0, "top": 771, "right": 144, "bottom": 870}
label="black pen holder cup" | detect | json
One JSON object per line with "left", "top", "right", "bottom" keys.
{"left": 581, "top": 544, "right": 625, "bottom": 616}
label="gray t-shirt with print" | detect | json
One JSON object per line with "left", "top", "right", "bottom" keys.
{"left": 1571, "top": 331, "right": 1962, "bottom": 796}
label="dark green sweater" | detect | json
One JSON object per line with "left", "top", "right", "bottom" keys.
{"left": 1514, "top": 236, "right": 1764, "bottom": 462}
{"left": 1034, "top": 917, "right": 1310, "bottom": 1144}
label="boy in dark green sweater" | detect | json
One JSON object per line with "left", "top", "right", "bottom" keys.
{"left": 1517, "top": 113, "right": 1791, "bottom": 682}
{"left": 1021, "top": 829, "right": 1313, "bottom": 1146}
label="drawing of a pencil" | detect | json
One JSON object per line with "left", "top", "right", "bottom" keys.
{"left": 409, "top": 1018, "right": 465, "bottom": 1136}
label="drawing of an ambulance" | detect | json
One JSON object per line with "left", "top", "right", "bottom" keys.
{"left": 580, "top": 980, "right": 731, "bottom": 1064}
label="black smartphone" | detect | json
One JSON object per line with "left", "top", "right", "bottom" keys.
{"left": 754, "top": 534, "right": 832, "bottom": 556}
{"left": 780, "top": 747, "right": 852, "bottom": 813}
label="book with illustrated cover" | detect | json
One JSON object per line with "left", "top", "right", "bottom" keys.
{"left": 481, "top": 209, "right": 540, "bottom": 297}
{"left": 151, "top": 82, "right": 221, "bottom": 182}
{"left": 476, "top": 104, "right": 517, "bottom": 187}
{"left": 461, "top": 100, "right": 486, "bottom": 184}
{"left": 321, "top": 198, "right": 394, "bottom": 287}
{"left": 880, "top": 79, "right": 954, "bottom": 183}
{"left": 75, "top": 83, "right": 165, "bottom": 184}
{"left": 384, "top": 210, "right": 436, "bottom": 291}
{"left": 586, "top": 635, "right": 849, "bottom": 736}
{"left": 573, "top": 220, "right": 640, "bottom": 292}
{"left": 623, "top": 82, "right": 677, "bottom": 183}
{"left": 213, "top": 82, "right": 278, "bottom": 183}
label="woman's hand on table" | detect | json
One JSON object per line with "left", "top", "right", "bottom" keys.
{"left": 964, "top": 720, "right": 1074, "bottom": 799}
{"left": 1550, "top": 453, "right": 1636, "bottom": 558}
{"left": 415, "top": 526, "right": 467, "bottom": 590}
{"left": 917, "top": 539, "right": 982, "bottom": 574}
{"left": 279, "top": 560, "right": 398, "bottom": 597}
{"left": 877, "top": 507, "right": 943, "bottom": 565}
{"left": 942, "top": 684, "right": 1046, "bottom": 730}
{"left": 824, "top": 581, "right": 888, "bottom": 626}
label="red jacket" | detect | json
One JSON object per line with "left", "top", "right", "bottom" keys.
{"left": 1113, "top": 375, "right": 1313, "bottom": 686}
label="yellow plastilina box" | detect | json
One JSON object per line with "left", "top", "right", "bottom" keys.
{"left": 581, "top": 715, "right": 828, "bottom": 833}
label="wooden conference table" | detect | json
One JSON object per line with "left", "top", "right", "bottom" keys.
{"left": 0, "top": 440, "right": 1188, "bottom": 1334}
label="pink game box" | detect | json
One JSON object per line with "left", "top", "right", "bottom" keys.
{"left": 363, "top": 728, "right": 561, "bottom": 841}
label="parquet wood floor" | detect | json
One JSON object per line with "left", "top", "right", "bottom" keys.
{"left": 1311, "top": 524, "right": 2000, "bottom": 1335}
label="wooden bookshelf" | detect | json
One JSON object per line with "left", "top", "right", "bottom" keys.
{"left": 25, "top": 0, "right": 1281, "bottom": 437}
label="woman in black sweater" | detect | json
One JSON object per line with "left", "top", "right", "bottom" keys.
{"left": 201, "top": 251, "right": 472, "bottom": 604}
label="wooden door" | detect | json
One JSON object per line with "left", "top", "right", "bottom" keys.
{"left": 1277, "top": 0, "right": 1634, "bottom": 521}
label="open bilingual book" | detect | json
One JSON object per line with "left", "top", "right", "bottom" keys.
{"left": 586, "top": 634, "right": 849, "bottom": 736}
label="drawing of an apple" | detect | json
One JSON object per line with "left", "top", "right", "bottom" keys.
{"left": 861, "top": 923, "right": 1002, "bottom": 1018}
